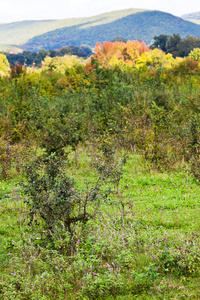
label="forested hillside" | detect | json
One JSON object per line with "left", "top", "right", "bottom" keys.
{"left": 23, "top": 11, "right": 200, "bottom": 51}
{"left": 0, "top": 9, "right": 146, "bottom": 50}
{"left": 1, "top": 9, "right": 200, "bottom": 52}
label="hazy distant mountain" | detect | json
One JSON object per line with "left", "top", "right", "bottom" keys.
{"left": 182, "top": 12, "right": 200, "bottom": 20}
{"left": 1, "top": 9, "right": 200, "bottom": 52}
{"left": 181, "top": 12, "right": 200, "bottom": 25}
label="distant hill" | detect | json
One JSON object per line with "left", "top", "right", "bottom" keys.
{"left": 0, "top": 9, "right": 147, "bottom": 51}
{"left": 182, "top": 12, "right": 200, "bottom": 20}
{"left": 23, "top": 10, "right": 200, "bottom": 51}
{"left": 1, "top": 9, "right": 200, "bottom": 52}
{"left": 181, "top": 12, "right": 200, "bottom": 25}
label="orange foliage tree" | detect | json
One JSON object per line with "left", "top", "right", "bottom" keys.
{"left": 93, "top": 40, "right": 150, "bottom": 67}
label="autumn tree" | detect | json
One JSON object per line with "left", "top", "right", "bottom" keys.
{"left": 41, "top": 55, "right": 85, "bottom": 74}
{"left": 189, "top": 48, "right": 200, "bottom": 61}
{"left": 93, "top": 40, "right": 150, "bottom": 67}
{"left": 0, "top": 54, "right": 9, "bottom": 76}
{"left": 136, "top": 49, "right": 175, "bottom": 70}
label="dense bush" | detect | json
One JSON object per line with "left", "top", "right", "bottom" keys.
{"left": 0, "top": 40, "right": 200, "bottom": 177}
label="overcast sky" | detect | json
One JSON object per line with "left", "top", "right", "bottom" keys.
{"left": 0, "top": 0, "right": 199, "bottom": 23}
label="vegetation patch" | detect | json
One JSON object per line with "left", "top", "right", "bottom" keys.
{"left": 0, "top": 40, "right": 200, "bottom": 299}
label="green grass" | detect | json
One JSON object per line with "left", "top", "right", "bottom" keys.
{"left": 0, "top": 150, "right": 200, "bottom": 299}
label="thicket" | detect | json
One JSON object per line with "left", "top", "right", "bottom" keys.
{"left": 1, "top": 40, "right": 200, "bottom": 299}
{"left": 0, "top": 40, "right": 200, "bottom": 180}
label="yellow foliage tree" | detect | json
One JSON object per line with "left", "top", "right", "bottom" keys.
{"left": 41, "top": 55, "right": 85, "bottom": 74}
{"left": 0, "top": 54, "right": 9, "bottom": 76}
{"left": 136, "top": 49, "right": 175, "bottom": 70}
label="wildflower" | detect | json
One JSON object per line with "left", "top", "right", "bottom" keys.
{"left": 150, "top": 254, "right": 158, "bottom": 261}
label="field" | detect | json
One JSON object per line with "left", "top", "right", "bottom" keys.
{"left": 0, "top": 150, "right": 200, "bottom": 299}
{"left": 1, "top": 40, "right": 200, "bottom": 299}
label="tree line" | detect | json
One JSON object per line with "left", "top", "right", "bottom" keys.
{"left": 2, "top": 44, "right": 92, "bottom": 67}
{"left": 151, "top": 33, "right": 200, "bottom": 57}
{"left": 1, "top": 33, "right": 200, "bottom": 68}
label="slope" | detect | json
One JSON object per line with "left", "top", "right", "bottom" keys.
{"left": 181, "top": 11, "right": 200, "bottom": 25}
{"left": 23, "top": 10, "right": 200, "bottom": 51}
{"left": 0, "top": 9, "right": 147, "bottom": 50}
{"left": 182, "top": 12, "right": 200, "bottom": 20}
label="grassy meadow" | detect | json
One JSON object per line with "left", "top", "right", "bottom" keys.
{"left": 0, "top": 150, "right": 200, "bottom": 299}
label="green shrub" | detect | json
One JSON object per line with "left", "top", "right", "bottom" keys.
{"left": 21, "top": 153, "right": 113, "bottom": 249}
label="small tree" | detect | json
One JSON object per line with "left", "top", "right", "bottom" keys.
{"left": 22, "top": 153, "right": 111, "bottom": 238}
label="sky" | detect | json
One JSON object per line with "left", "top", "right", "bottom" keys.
{"left": 0, "top": 0, "right": 199, "bottom": 23}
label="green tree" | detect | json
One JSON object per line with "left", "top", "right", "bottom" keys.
{"left": 111, "top": 36, "right": 128, "bottom": 43}
{"left": 178, "top": 36, "right": 200, "bottom": 57}
{"left": 22, "top": 153, "right": 112, "bottom": 241}
{"left": 166, "top": 34, "right": 181, "bottom": 57}
{"left": 151, "top": 34, "right": 169, "bottom": 52}
{"left": 78, "top": 44, "right": 92, "bottom": 57}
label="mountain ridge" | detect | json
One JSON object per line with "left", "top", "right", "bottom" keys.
{"left": 23, "top": 10, "right": 200, "bottom": 51}
{"left": 0, "top": 9, "right": 200, "bottom": 52}
{"left": 0, "top": 9, "right": 147, "bottom": 49}
{"left": 182, "top": 11, "right": 200, "bottom": 20}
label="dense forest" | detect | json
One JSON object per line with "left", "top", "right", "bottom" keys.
{"left": 0, "top": 40, "right": 200, "bottom": 299}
